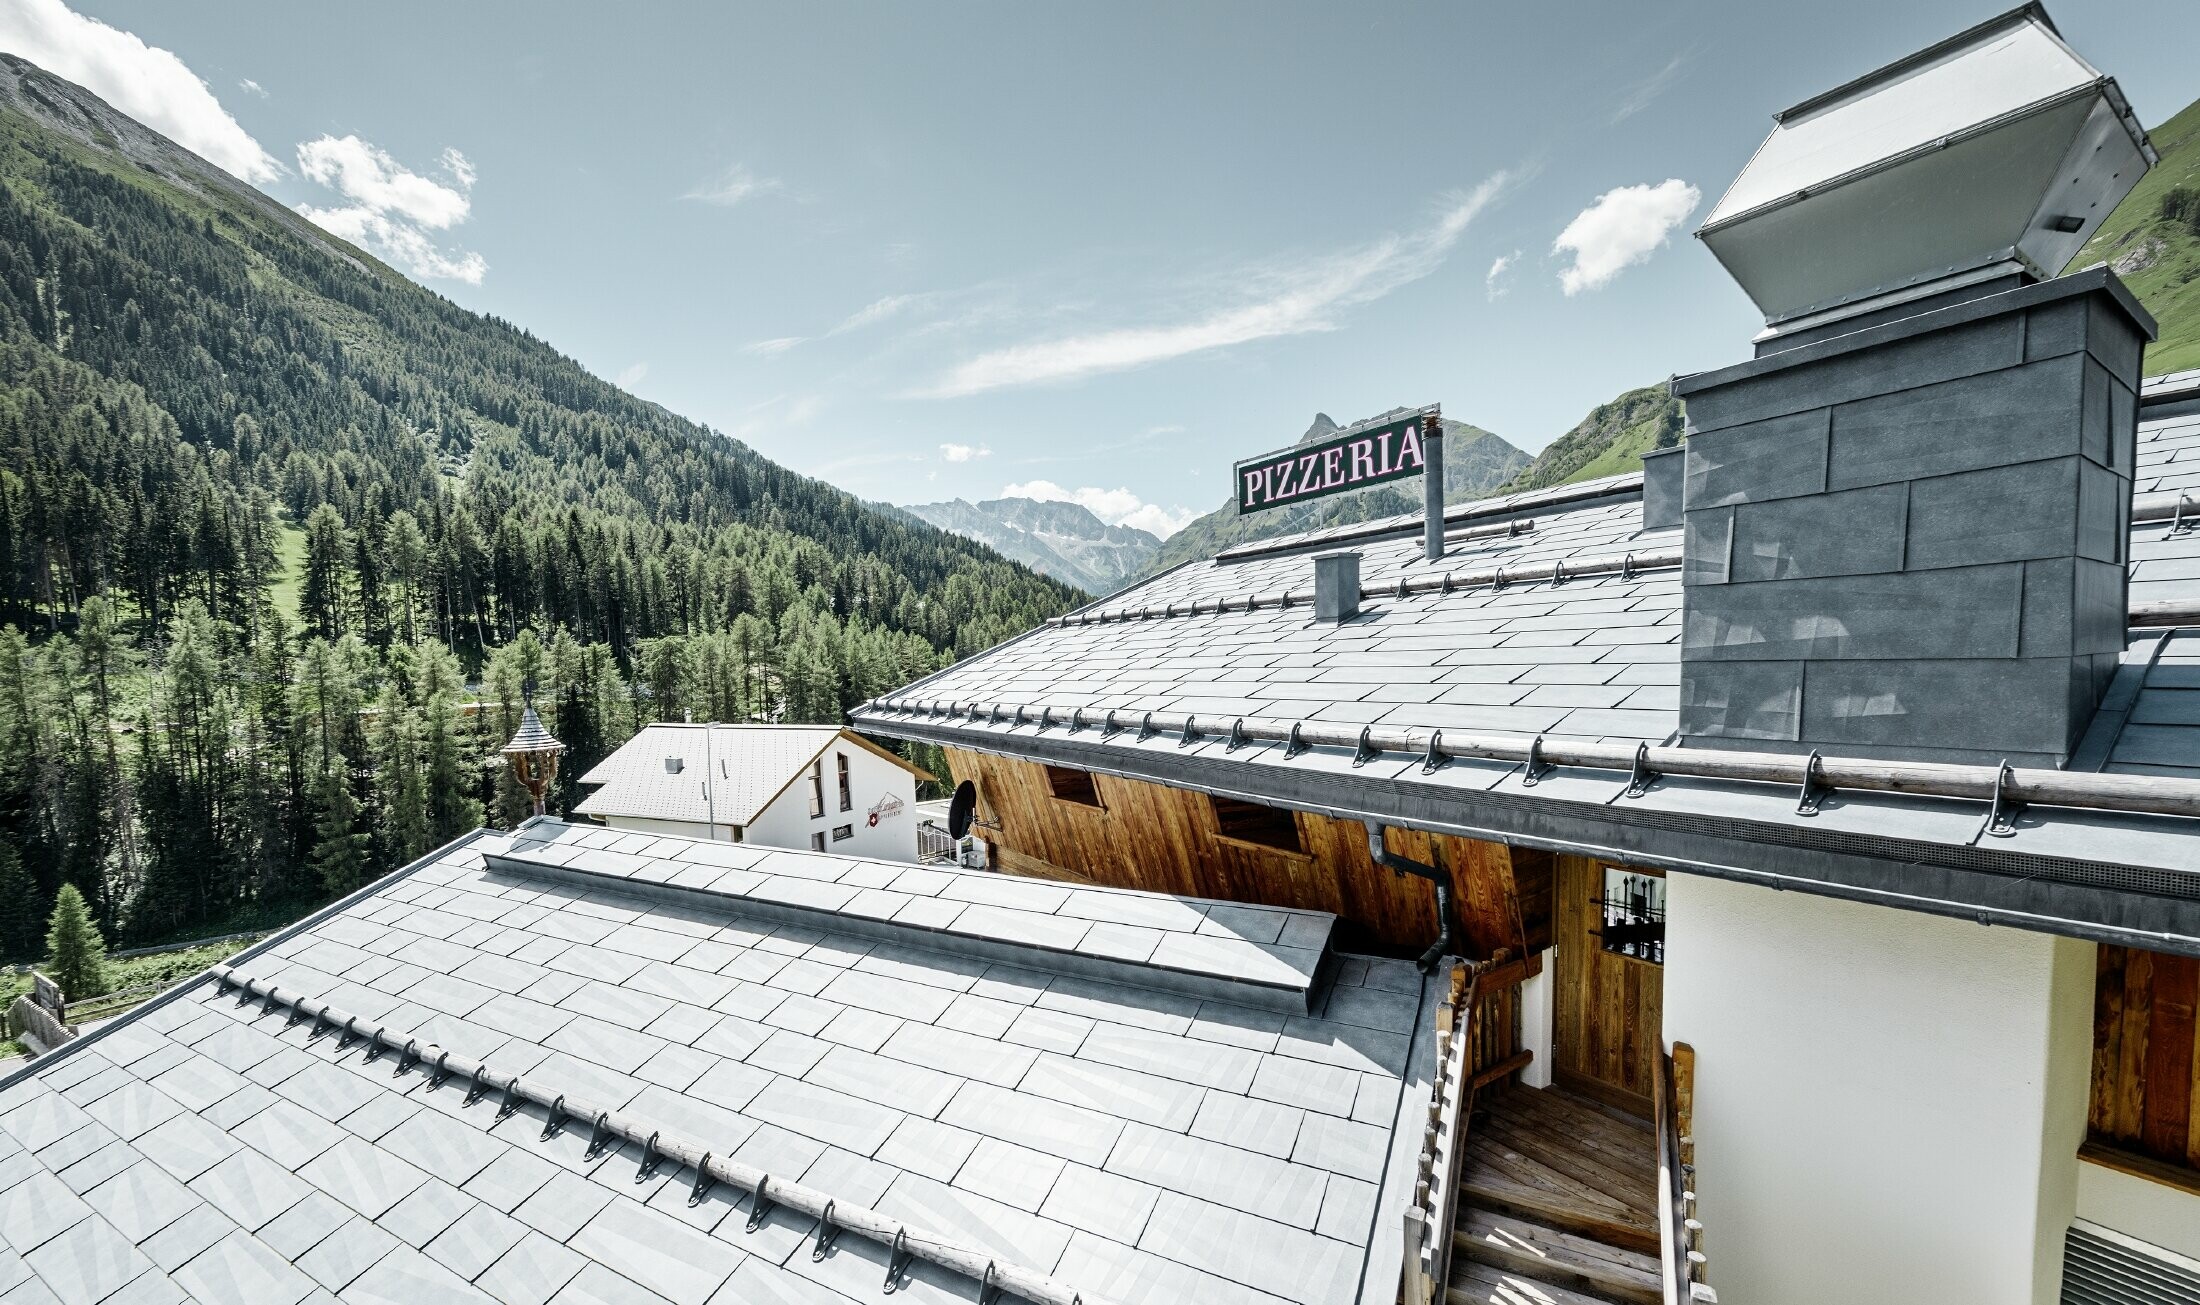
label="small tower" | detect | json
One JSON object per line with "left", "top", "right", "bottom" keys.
{"left": 500, "top": 683, "right": 564, "bottom": 818}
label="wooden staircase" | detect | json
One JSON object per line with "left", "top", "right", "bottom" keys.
{"left": 1448, "top": 1084, "right": 1661, "bottom": 1305}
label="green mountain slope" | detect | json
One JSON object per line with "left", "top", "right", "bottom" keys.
{"left": 2073, "top": 96, "right": 2200, "bottom": 375}
{"left": 1493, "top": 385, "right": 1684, "bottom": 495}
{"left": 1142, "top": 413, "right": 1531, "bottom": 578}
{"left": 0, "top": 54, "right": 1074, "bottom": 942}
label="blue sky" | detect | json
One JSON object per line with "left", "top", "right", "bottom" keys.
{"left": 7, "top": 0, "right": 2199, "bottom": 535}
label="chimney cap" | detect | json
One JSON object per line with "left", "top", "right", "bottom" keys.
{"left": 1700, "top": 3, "right": 2153, "bottom": 332}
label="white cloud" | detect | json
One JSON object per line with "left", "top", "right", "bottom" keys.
{"left": 1612, "top": 54, "right": 1686, "bottom": 125}
{"left": 238, "top": 78, "right": 266, "bottom": 98}
{"left": 940, "top": 443, "right": 989, "bottom": 463}
{"left": 1001, "top": 479, "right": 1199, "bottom": 539}
{"left": 744, "top": 336, "right": 806, "bottom": 357}
{"left": 926, "top": 174, "right": 1510, "bottom": 398}
{"left": 1552, "top": 179, "right": 1699, "bottom": 295}
{"left": 0, "top": 0, "right": 278, "bottom": 181}
{"left": 685, "top": 163, "right": 783, "bottom": 207}
{"left": 294, "top": 135, "right": 486, "bottom": 284}
{"left": 1485, "top": 250, "right": 1520, "bottom": 300}
{"left": 616, "top": 362, "right": 648, "bottom": 389}
{"left": 832, "top": 293, "right": 924, "bottom": 335}
{"left": 297, "top": 135, "right": 470, "bottom": 228}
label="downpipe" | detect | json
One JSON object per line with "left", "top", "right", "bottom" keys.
{"left": 1366, "top": 822, "right": 1454, "bottom": 973}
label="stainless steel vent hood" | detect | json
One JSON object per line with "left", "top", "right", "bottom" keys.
{"left": 1698, "top": 3, "right": 2154, "bottom": 340}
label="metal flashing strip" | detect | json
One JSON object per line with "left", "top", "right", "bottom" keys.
{"left": 1052, "top": 544, "right": 1682, "bottom": 628}
{"left": 205, "top": 965, "right": 1117, "bottom": 1305}
{"left": 482, "top": 838, "right": 1333, "bottom": 1013}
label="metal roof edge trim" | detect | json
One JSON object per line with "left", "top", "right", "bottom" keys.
{"left": 0, "top": 824, "right": 497, "bottom": 1094}
{"left": 865, "top": 718, "right": 2200, "bottom": 957}
{"left": 1359, "top": 967, "right": 1441, "bottom": 1305}
{"left": 1774, "top": 3, "right": 2062, "bottom": 123}
{"left": 1671, "top": 266, "right": 2157, "bottom": 400}
{"left": 482, "top": 846, "right": 1329, "bottom": 1014}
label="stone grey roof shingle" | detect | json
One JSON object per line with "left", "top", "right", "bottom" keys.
{"left": 0, "top": 820, "right": 1432, "bottom": 1305}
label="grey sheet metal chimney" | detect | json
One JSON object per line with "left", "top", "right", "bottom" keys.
{"left": 1314, "top": 551, "right": 1361, "bottom": 623}
{"left": 1672, "top": 6, "right": 2156, "bottom": 768}
{"left": 1640, "top": 445, "right": 1685, "bottom": 532}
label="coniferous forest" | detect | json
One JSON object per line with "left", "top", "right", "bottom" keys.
{"left": 0, "top": 57, "right": 1078, "bottom": 959}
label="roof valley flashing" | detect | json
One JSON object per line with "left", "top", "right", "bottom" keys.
{"left": 1672, "top": 267, "right": 2154, "bottom": 768}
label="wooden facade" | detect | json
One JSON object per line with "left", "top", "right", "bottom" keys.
{"left": 1553, "top": 857, "right": 1665, "bottom": 1116}
{"left": 944, "top": 747, "right": 1551, "bottom": 957}
{"left": 2090, "top": 944, "right": 2200, "bottom": 1178}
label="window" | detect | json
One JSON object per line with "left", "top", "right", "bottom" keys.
{"left": 832, "top": 824, "right": 853, "bottom": 842}
{"left": 807, "top": 758, "right": 825, "bottom": 818}
{"left": 1045, "top": 766, "right": 1101, "bottom": 807}
{"left": 1596, "top": 867, "right": 1665, "bottom": 964}
{"left": 837, "top": 753, "right": 852, "bottom": 812}
{"left": 1209, "top": 796, "right": 1302, "bottom": 853}
{"left": 810, "top": 831, "right": 826, "bottom": 852}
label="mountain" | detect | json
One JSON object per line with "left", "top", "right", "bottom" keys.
{"left": 0, "top": 54, "right": 1077, "bottom": 943}
{"left": 1492, "top": 384, "right": 1685, "bottom": 495}
{"left": 1143, "top": 413, "right": 1531, "bottom": 575}
{"left": 2073, "top": 96, "right": 2200, "bottom": 375}
{"left": 899, "top": 497, "right": 1160, "bottom": 595}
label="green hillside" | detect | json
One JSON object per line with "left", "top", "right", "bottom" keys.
{"left": 2073, "top": 96, "right": 2200, "bottom": 375}
{"left": 0, "top": 54, "right": 1073, "bottom": 948}
{"left": 1493, "top": 385, "right": 1684, "bottom": 495}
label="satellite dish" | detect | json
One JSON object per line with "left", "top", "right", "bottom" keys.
{"left": 946, "top": 781, "right": 999, "bottom": 839}
{"left": 947, "top": 782, "right": 977, "bottom": 838}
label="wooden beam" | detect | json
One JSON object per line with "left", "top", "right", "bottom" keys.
{"left": 1471, "top": 1050, "right": 1534, "bottom": 1091}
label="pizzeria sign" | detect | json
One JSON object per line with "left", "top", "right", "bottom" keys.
{"left": 1234, "top": 405, "right": 1437, "bottom": 516}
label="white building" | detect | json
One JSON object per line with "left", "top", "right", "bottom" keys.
{"left": 573, "top": 723, "right": 930, "bottom": 861}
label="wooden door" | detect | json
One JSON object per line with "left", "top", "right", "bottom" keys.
{"left": 1553, "top": 856, "right": 1665, "bottom": 1116}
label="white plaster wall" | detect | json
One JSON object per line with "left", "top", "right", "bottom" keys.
{"left": 601, "top": 815, "right": 723, "bottom": 840}
{"left": 1520, "top": 946, "right": 1555, "bottom": 1090}
{"left": 1661, "top": 873, "right": 2093, "bottom": 1305}
{"left": 745, "top": 746, "right": 918, "bottom": 862}
{"left": 2077, "top": 1158, "right": 2200, "bottom": 1264}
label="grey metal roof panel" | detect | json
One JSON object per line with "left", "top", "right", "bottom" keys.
{"left": 0, "top": 822, "right": 1427, "bottom": 1305}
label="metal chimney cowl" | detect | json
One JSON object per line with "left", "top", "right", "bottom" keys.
{"left": 1699, "top": 3, "right": 2154, "bottom": 346}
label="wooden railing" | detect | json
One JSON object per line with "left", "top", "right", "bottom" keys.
{"left": 1656, "top": 1040, "right": 1716, "bottom": 1303}
{"left": 1403, "top": 951, "right": 1526, "bottom": 1305}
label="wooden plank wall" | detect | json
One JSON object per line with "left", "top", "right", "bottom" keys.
{"left": 2090, "top": 944, "right": 2200, "bottom": 1173}
{"left": 945, "top": 748, "right": 1551, "bottom": 957}
{"left": 1553, "top": 855, "right": 1663, "bottom": 1116}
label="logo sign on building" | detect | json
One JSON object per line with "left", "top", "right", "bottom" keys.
{"left": 1234, "top": 406, "right": 1436, "bottom": 516}
{"left": 867, "top": 793, "right": 905, "bottom": 828}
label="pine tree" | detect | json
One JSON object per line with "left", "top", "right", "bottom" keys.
{"left": 300, "top": 503, "right": 349, "bottom": 640}
{"left": 308, "top": 771, "right": 370, "bottom": 897}
{"left": 0, "top": 839, "right": 36, "bottom": 961}
{"left": 43, "top": 882, "right": 108, "bottom": 1001}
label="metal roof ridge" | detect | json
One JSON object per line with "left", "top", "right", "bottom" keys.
{"left": 1048, "top": 542, "right": 1683, "bottom": 627}
{"left": 206, "top": 964, "right": 1116, "bottom": 1305}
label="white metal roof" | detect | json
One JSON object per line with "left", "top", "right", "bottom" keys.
{"left": 575, "top": 726, "right": 918, "bottom": 828}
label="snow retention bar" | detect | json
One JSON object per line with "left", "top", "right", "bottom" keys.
{"left": 862, "top": 698, "right": 2200, "bottom": 822}
{"left": 208, "top": 965, "right": 1117, "bottom": 1305}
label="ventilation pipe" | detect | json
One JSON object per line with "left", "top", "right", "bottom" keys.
{"left": 1313, "top": 551, "right": 1361, "bottom": 623}
{"left": 1422, "top": 409, "right": 1445, "bottom": 562}
{"left": 1366, "top": 823, "right": 1453, "bottom": 973}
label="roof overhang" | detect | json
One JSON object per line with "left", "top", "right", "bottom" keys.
{"left": 860, "top": 708, "right": 2200, "bottom": 959}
